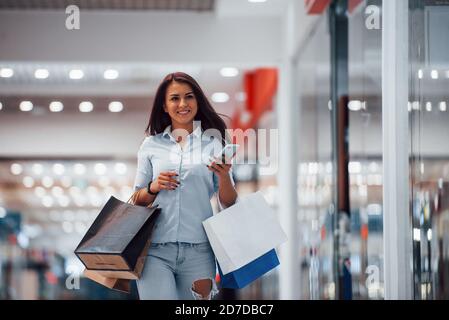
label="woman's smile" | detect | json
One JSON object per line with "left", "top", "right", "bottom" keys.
{"left": 177, "top": 109, "right": 191, "bottom": 116}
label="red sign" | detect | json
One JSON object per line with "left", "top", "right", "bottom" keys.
{"left": 306, "top": 0, "right": 363, "bottom": 15}
{"left": 349, "top": 0, "right": 363, "bottom": 13}
{"left": 305, "top": 0, "right": 331, "bottom": 15}
{"left": 231, "top": 68, "right": 277, "bottom": 131}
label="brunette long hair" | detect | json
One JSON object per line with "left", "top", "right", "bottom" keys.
{"left": 145, "top": 72, "right": 228, "bottom": 145}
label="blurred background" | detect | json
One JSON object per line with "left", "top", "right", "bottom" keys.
{"left": 0, "top": 0, "right": 448, "bottom": 300}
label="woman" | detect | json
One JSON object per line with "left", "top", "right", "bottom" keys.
{"left": 132, "top": 72, "right": 238, "bottom": 300}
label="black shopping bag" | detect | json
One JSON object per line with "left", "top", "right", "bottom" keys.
{"left": 75, "top": 196, "right": 160, "bottom": 275}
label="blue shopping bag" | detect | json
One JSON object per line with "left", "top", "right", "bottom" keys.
{"left": 218, "top": 249, "right": 280, "bottom": 289}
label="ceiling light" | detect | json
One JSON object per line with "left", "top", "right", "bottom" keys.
{"left": 440, "top": 101, "right": 447, "bottom": 112}
{"left": 69, "top": 186, "right": 81, "bottom": 197}
{"left": 413, "top": 228, "right": 421, "bottom": 242}
{"left": 34, "top": 187, "right": 46, "bottom": 198}
{"left": 74, "top": 163, "right": 86, "bottom": 175}
{"left": 23, "top": 176, "right": 35, "bottom": 188}
{"left": 0, "top": 68, "right": 14, "bottom": 78}
{"left": 348, "top": 100, "right": 362, "bottom": 111}
{"left": 211, "top": 92, "right": 229, "bottom": 103}
{"left": 361, "top": 101, "right": 367, "bottom": 110}
{"left": 79, "top": 101, "right": 93, "bottom": 112}
{"left": 58, "top": 196, "right": 70, "bottom": 207}
{"left": 0, "top": 102, "right": 2, "bottom": 110}
{"left": 52, "top": 186, "right": 64, "bottom": 197}
{"left": 418, "top": 69, "right": 423, "bottom": 79}
{"left": 114, "top": 163, "right": 127, "bottom": 175}
{"left": 369, "top": 162, "right": 379, "bottom": 173}
{"left": 108, "top": 101, "right": 123, "bottom": 112}
{"left": 32, "top": 163, "right": 44, "bottom": 175}
{"left": 42, "top": 176, "right": 54, "bottom": 188}
{"left": 60, "top": 176, "right": 72, "bottom": 188}
{"left": 308, "top": 162, "right": 318, "bottom": 175}
{"left": 10, "top": 163, "right": 23, "bottom": 175}
{"left": 73, "top": 196, "right": 87, "bottom": 207}
{"left": 426, "top": 102, "right": 432, "bottom": 112}
{"left": 69, "top": 69, "right": 84, "bottom": 79}
{"left": 248, "top": 0, "right": 267, "bottom": 3}
{"left": 431, "top": 70, "right": 439, "bottom": 79}
{"left": 34, "top": 69, "right": 49, "bottom": 79}
{"left": 20, "top": 101, "right": 33, "bottom": 112}
{"left": 94, "top": 163, "right": 107, "bottom": 175}
{"left": 42, "top": 196, "right": 54, "bottom": 208}
{"left": 53, "top": 163, "right": 65, "bottom": 175}
{"left": 49, "top": 101, "right": 64, "bottom": 112}
{"left": 348, "top": 161, "right": 362, "bottom": 174}
{"left": 220, "top": 67, "right": 239, "bottom": 77}
{"left": 104, "top": 69, "right": 119, "bottom": 80}
{"left": 62, "top": 221, "right": 73, "bottom": 233}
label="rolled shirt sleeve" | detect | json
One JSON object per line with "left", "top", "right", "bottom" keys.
{"left": 133, "top": 138, "right": 153, "bottom": 192}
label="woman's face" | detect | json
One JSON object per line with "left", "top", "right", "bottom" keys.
{"left": 164, "top": 81, "right": 198, "bottom": 128}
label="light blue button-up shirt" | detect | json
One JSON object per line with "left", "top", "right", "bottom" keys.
{"left": 133, "top": 125, "right": 234, "bottom": 244}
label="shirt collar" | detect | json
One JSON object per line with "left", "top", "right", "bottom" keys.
{"left": 162, "top": 124, "right": 202, "bottom": 140}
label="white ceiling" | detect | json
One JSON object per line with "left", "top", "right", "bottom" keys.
{"left": 0, "top": 0, "right": 215, "bottom": 11}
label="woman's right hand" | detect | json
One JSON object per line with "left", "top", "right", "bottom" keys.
{"left": 150, "top": 171, "right": 180, "bottom": 193}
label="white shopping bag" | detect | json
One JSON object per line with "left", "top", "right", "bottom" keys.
{"left": 202, "top": 191, "right": 287, "bottom": 275}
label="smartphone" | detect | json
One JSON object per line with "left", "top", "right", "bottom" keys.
{"left": 209, "top": 144, "right": 240, "bottom": 164}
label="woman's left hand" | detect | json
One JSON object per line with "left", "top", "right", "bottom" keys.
{"left": 207, "top": 157, "right": 232, "bottom": 180}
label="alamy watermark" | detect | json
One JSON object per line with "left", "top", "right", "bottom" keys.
{"left": 365, "top": 264, "right": 380, "bottom": 290}
{"left": 65, "top": 5, "right": 80, "bottom": 30}
{"left": 160, "top": 122, "right": 279, "bottom": 175}
{"left": 65, "top": 264, "right": 81, "bottom": 290}
{"left": 365, "top": 5, "right": 381, "bottom": 30}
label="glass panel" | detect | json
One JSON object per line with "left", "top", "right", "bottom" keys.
{"left": 297, "top": 0, "right": 383, "bottom": 300}
{"left": 347, "top": 0, "right": 383, "bottom": 300}
{"left": 297, "top": 15, "right": 333, "bottom": 300}
{"left": 409, "top": 0, "right": 449, "bottom": 300}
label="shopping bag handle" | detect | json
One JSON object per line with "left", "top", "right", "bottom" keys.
{"left": 127, "top": 190, "right": 157, "bottom": 208}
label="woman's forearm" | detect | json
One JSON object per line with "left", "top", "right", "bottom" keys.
{"left": 218, "top": 175, "right": 238, "bottom": 209}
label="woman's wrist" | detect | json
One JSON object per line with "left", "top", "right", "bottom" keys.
{"left": 147, "top": 181, "right": 159, "bottom": 195}
{"left": 218, "top": 173, "right": 231, "bottom": 183}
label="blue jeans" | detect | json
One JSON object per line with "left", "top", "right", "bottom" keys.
{"left": 137, "top": 242, "right": 218, "bottom": 300}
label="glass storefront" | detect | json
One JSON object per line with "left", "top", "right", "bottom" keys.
{"left": 409, "top": 0, "right": 449, "bottom": 300}
{"left": 296, "top": 0, "right": 383, "bottom": 300}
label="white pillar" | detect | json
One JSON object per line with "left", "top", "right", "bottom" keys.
{"left": 277, "top": 0, "right": 300, "bottom": 300}
{"left": 382, "top": 0, "right": 413, "bottom": 300}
